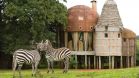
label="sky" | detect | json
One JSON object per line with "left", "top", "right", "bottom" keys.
{"left": 61, "top": 0, "right": 139, "bottom": 35}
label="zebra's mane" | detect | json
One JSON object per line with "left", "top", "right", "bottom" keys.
{"left": 48, "top": 40, "right": 52, "bottom": 48}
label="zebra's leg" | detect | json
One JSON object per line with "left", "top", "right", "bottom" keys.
{"left": 66, "top": 58, "right": 69, "bottom": 73}
{"left": 34, "top": 61, "right": 39, "bottom": 76}
{"left": 47, "top": 60, "right": 51, "bottom": 73}
{"left": 32, "top": 63, "right": 35, "bottom": 77}
{"left": 63, "top": 58, "right": 69, "bottom": 73}
{"left": 65, "top": 58, "right": 69, "bottom": 73}
{"left": 13, "top": 60, "right": 17, "bottom": 78}
{"left": 50, "top": 61, "right": 54, "bottom": 73}
{"left": 63, "top": 59, "right": 67, "bottom": 73}
{"left": 17, "top": 64, "right": 23, "bottom": 78}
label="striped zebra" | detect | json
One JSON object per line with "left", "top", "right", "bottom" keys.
{"left": 12, "top": 49, "right": 41, "bottom": 78}
{"left": 37, "top": 40, "right": 71, "bottom": 73}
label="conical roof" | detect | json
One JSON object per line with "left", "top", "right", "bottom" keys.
{"left": 96, "top": 0, "right": 123, "bottom": 28}
{"left": 105, "top": 0, "right": 116, "bottom": 5}
{"left": 122, "top": 28, "right": 136, "bottom": 39}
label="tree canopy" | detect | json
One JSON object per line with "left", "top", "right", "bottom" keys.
{"left": 0, "top": 0, "right": 67, "bottom": 54}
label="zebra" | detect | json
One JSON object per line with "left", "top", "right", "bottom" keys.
{"left": 12, "top": 49, "right": 41, "bottom": 78}
{"left": 37, "top": 40, "right": 71, "bottom": 73}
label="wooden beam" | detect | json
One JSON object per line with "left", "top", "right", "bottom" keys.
{"left": 96, "top": 56, "right": 98, "bottom": 69}
{"left": 120, "top": 56, "right": 123, "bottom": 68}
{"left": 88, "top": 56, "right": 91, "bottom": 69}
{"left": 109, "top": 56, "right": 111, "bottom": 69}
{"left": 85, "top": 55, "right": 87, "bottom": 69}
{"left": 131, "top": 56, "right": 133, "bottom": 67}
{"left": 127, "top": 56, "right": 130, "bottom": 68}
{"left": 94, "top": 56, "right": 96, "bottom": 69}
{"left": 112, "top": 56, "right": 114, "bottom": 69}
{"left": 71, "top": 51, "right": 95, "bottom": 55}
{"left": 99, "top": 56, "right": 101, "bottom": 69}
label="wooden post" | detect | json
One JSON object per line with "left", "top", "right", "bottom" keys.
{"left": 112, "top": 56, "right": 114, "bottom": 69}
{"left": 109, "top": 56, "right": 111, "bottom": 69}
{"left": 88, "top": 56, "right": 91, "bottom": 69}
{"left": 75, "top": 55, "right": 78, "bottom": 69}
{"left": 127, "top": 56, "right": 130, "bottom": 68}
{"left": 85, "top": 55, "right": 87, "bottom": 69}
{"left": 127, "top": 39, "right": 130, "bottom": 68}
{"left": 120, "top": 56, "right": 123, "bottom": 68}
{"left": 64, "top": 32, "right": 68, "bottom": 47}
{"left": 131, "top": 56, "right": 133, "bottom": 67}
{"left": 99, "top": 56, "right": 101, "bottom": 69}
{"left": 96, "top": 56, "right": 98, "bottom": 69}
{"left": 94, "top": 56, "right": 96, "bottom": 69}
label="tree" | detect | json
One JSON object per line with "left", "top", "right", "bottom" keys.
{"left": 1, "top": 0, "right": 67, "bottom": 54}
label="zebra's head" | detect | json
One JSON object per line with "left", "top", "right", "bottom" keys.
{"left": 37, "top": 40, "right": 44, "bottom": 52}
{"left": 43, "top": 39, "right": 52, "bottom": 50}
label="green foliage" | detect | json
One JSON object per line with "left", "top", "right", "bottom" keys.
{"left": 70, "top": 56, "right": 78, "bottom": 68}
{"left": 136, "top": 36, "right": 139, "bottom": 40}
{"left": 136, "top": 40, "right": 139, "bottom": 65}
{"left": 0, "top": 67, "right": 139, "bottom": 78}
{"left": 0, "top": 0, "right": 67, "bottom": 54}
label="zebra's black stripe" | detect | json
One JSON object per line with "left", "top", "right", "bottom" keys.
{"left": 13, "top": 49, "right": 41, "bottom": 77}
{"left": 16, "top": 52, "right": 33, "bottom": 63}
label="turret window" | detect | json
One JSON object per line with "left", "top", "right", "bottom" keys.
{"left": 105, "top": 33, "right": 108, "bottom": 38}
{"left": 123, "top": 38, "right": 126, "bottom": 42}
{"left": 118, "top": 33, "right": 120, "bottom": 38}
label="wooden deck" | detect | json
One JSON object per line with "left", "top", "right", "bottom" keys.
{"left": 71, "top": 51, "right": 95, "bottom": 55}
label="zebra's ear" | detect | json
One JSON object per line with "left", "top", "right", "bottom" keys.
{"left": 45, "top": 39, "right": 48, "bottom": 43}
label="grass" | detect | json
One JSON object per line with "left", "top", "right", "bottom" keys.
{"left": 0, "top": 67, "right": 139, "bottom": 78}
{"left": 0, "top": 40, "right": 139, "bottom": 78}
{"left": 137, "top": 40, "right": 139, "bottom": 47}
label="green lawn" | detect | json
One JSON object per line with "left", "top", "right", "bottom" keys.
{"left": 0, "top": 67, "right": 139, "bottom": 78}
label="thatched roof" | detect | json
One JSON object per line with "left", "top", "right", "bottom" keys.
{"left": 122, "top": 28, "right": 136, "bottom": 39}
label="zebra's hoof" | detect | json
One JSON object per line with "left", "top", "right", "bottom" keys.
{"left": 52, "top": 70, "right": 54, "bottom": 73}
{"left": 63, "top": 70, "right": 65, "bottom": 73}
{"left": 32, "top": 74, "right": 35, "bottom": 77}
{"left": 63, "top": 70, "right": 68, "bottom": 73}
{"left": 47, "top": 71, "right": 49, "bottom": 73}
{"left": 13, "top": 76, "right": 15, "bottom": 78}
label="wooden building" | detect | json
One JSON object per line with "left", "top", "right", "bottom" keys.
{"left": 64, "top": 0, "right": 136, "bottom": 69}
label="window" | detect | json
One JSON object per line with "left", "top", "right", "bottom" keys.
{"left": 105, "top": 33, "right": 108, "bottom": 38}
{"left": 118, "top": 33, "right": 120, "bottom": 38}
{"left": 90, "top": 26, "right": 93, "bottom": 30}
{"left": 123, "top": 38, "right": 126, "bottom": 42}
{"left": 79, "top": 26, "right": 82, "bottom": 30}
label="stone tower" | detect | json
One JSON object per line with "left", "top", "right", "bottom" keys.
{"left": 95, "top": 0, "right": 124, "bottom": 56}
{"left": 94, "top": 0, "right": 124, "bottom": 69}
